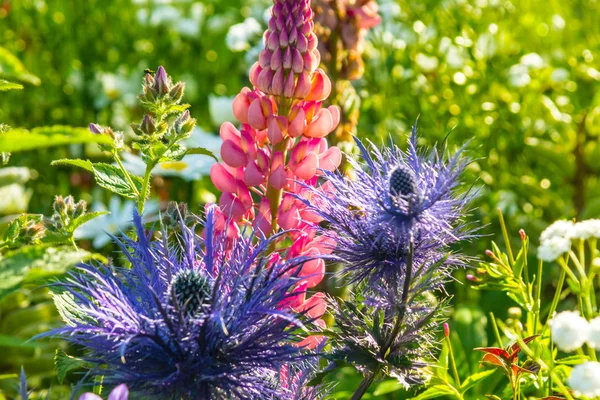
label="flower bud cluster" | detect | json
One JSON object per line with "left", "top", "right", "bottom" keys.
{"left": 44, "top": 194, "right": 89, "bottom": 237}
{"left": 537, "top": 219, "right": 600, "bottom": 262}
{"left": 2, "top": 214, "right": 46, "bottom": 247}
{"left": 550, "top": 310, "right": 600, "bottom": 352}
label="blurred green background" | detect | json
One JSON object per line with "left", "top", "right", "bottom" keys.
{"left": 1, "top": 0, "right": 599, "bottom": 398}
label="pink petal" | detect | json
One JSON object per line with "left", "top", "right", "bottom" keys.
{"left": 318, "top": 146, "right": 342, "bottom": 171}
{"left": 219, "top": 192, "right": 246, "bottom": 220}
{"left": 306, "top": 69, "right": 332, "bottom": 101}
{"left": 288, "top": 107, "right": 307, "bottom": 138}
{"left": 210, "top": 163, "right": 237, "bottom": 193}
{"left": 220, "top": 122, "right": 241, "bottom": 143}
{"left": 293, "top": 152, "right": 318, "bottom": 180}
{"left": 294, "top": 71, "right": 311, "bottom": 99}
{"left": 248, "top": 98, "right": 267, "bottom": 130}
{"left": 269, "top": 165, "right": 287, "bottom": 189}
{"left": 232, "top": 89, "right": 251, "bottom": 123}
{"left": 221, "top": 140, "right": 247, "bottom": 168}
{"left": 278, "top": 203, "right": 300, "bottom": 230}
{"left": 297, "top": 293, "right": 327, "bottom": 319}
{"left": 329, "top": 105, "right": 341, "bottom": 129}
{"left": 267, "top": 116, "right": 283, "bottom": 145}
{"left": 305, "top": 108, "right": 333, "bottom": 138}
{"left": 244, "top": 160, "right": 266, "bottom": 186}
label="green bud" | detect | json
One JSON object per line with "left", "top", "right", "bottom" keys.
{"left": 53, "top": 195, "right": 67, "bottom": 215}
{"left": 73, "top": 200, "right": 87, "bottom": 219}
{"left": 169, "top": 82, "right": 185, "bottom": 103}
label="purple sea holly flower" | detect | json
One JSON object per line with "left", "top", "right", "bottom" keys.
{"left": 44, "top": 205, "right": 321, "bottom": 399}
{"left": 302, "top": 122, "right": 475, "bottom": 284}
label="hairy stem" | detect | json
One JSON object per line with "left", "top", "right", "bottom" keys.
{"left": 138, "top": 162, "right": 154, "bottom": 214}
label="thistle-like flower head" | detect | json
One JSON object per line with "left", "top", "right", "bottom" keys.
{"left": 302, "top": 122, "right": 474, "bottom": 283}
{"left": 47, "top": 206, "right": 317, "bottom": 399}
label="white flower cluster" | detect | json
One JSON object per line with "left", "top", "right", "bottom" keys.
{"left": 537, "top": 219, "right": 600, "bottom": 261}
{"left": 550, "top": 311, "right": 600, "bottom": 352}
{"left": 568, "top": 361, "right": 600, "bottom": 398}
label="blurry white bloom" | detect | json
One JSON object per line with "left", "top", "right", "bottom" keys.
{"left": 208, "top": 95, "right": 236, "bottom": 126}
{"left": 445, "top": 45, "right": 465, "bottom": 69}
{"left": 520, "top": 53, "right": 545, "bottom": 69}
{"left": 508, "top": 64, "right": 531, "bottom": 87}
{"left": 0, "top": 167, "right": 34, "bottom": 185}
{"left": 587, "top": 317, "right": 600, "bottom": 348}
{"left": 568, "top": 362, "right": 600, "bottom": 398}
{"left": 572, "top": 220, "right": 600, "bottom": 240}
{"left": 0, "top": 184, "right": 32, "bottom": 215}
{"left": 226, "top": 18, "right": 262, "bottom": 52}
{"left": 75, "top": 196, "right": 159, "bottom": 248}
{"left": 551, "top": 68, "right": 569, "bottom": 82}
{"left": 175, "top": 19, "right": 200, "bottom": 37}
{"left": 537, "top": 237, "right": 571, "bottom": 261}
{"left": 550, "top": 311, "right": 589, "bottom": 352}
{"left": 552, "top": 14, "right": 566, "bottom": 30}
{"left": 415, "top": 53, "right": 439, "bottom": 73}
{"left": 540, "top": 220, "right": 575, "bottom": 242}
{"left": 150, "top": 5, "right": 181, "bottom": 26}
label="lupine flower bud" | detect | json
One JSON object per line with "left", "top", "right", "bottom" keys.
{"left": 169, "top": 82, "right": 185, "bottom": 103}
{"left": 519, "top": 228, "right": 526, "bottom": 240}
{"left": 485, "top": 249, "right": 494, "bottom": 258}
{"left": 443, "top": 322, "right": 450, "bottom": 338}
{"left": 153, "top": 66, "right": 171, "bottom": 96}
{"left": 251, "top": 0, "right": 329, "bottom": 101}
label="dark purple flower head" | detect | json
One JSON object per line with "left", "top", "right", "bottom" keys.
{"left": 46, "top": 205, "right": 316, "bottom": 399}
{"left": 301, "top": 122, "right": 475, "bottom": 284}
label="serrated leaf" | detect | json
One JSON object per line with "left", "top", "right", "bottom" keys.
{"left": 51, "top": 158, "right": 94, "bottom": 172}
{"left": 68, "top": 211, "right": 109, "bottom": 233}
{"left": 0, "top": 126, "right": 112, "bottom": 152}
{"left": 459, "top": 369, "right": 495, "bottom": 393}
{"left": 51, "top": 289, "right": 92, "bottom": 327}
{"left": 55, "top": 349, "right": 91, "bottom": 384}
{"left": 373, "top": 380, "right": 403, "bottom": 396}
{"left": 0, "top": 79, "right": 23, "bottom": 91}
{"left": 0, "top": 245, "right": 102, "bottom": 299}
{"left": 185, "top": 147, "right": 218, "bottom": 161}
{"left": 92, "top": 163, "right": 144, "bottom": 199}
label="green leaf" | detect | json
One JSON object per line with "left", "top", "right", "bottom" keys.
{"left": 92, "top": 163, "right": 143, "bottom": 199}
{"left": 0, "top": 126, "right": 113, "bottom": 152}
{"left": 55, "top": 349, "right": 91, "bottom": 384}
{"left": 51, "top": 158, "right": 94, "bottom": 172}
{"left": 459, "top": 369, "right": 495, "bottom": 393}
{"left": 0, "top": 46, "right": 41, "bottom": 85}
{"left": 0, "top": 244, "right": 102, "bottom": 299}
{"left": 410, "top": 384, "right": 456, "bottom": 400}
{"left": 68, "top": 211, "right": 109, "bottom": 233}
{"left": 0, "top": 333, "right": 39, "bottom": 349}
{"left": 185, "top": 147, "right": 218, "bottom": 161}
{"left": 0, "top": 79, "right": 23, "bottom": 91}
{"left": 373, "top": 380, "right": 403, "bottom": 396}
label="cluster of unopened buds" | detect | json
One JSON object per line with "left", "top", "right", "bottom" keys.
{"left": 313, "top": 0, "right": 381, "bottom": 81}
{"left": 210, "top": 0, "right": 342, "bottom": 344}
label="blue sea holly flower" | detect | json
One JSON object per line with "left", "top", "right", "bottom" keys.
{"left": 301, "top": 122, "right": 475, "bottom": 283}
{"left": 45, "top": 205, "right": 318, "bottom": 400}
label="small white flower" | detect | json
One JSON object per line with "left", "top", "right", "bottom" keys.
{"left": 0, "top": 183, "right": 32, "bottom": 215}
{"left": 540, "top": 219, "right": 575, "bottom": 242}
{"left": 572, "top": 220, "right": 600, "bottom": 240}
{"left": 537, "top": 236, "right": 571, "bottom": 261}
{"left": 587, "top": 317, "right": 600, "bottom": 348}
{"left": 550, "top": 311, "right": 589, "bottom": 352}
{"left": 568, "top": 362, "right": 600, "bottom": 398}
{"left": 75, "top": 196, "right": 159, "bottom": 248}
{"left": 208, "top": 95, "right": 237, "bottom": 127}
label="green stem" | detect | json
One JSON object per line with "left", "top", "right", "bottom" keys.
{"left": 114, "top": 152, "right": 140, "bottom": 198}
{"left": 349, "top": 372, "right": 376, "bottom": 400}
{"left": 498, "top": 209, "right": 515, "bottom": 265}
{"left": 446, "top": 335, "right": 461, "bottom": 387}
{"left": 265, "top": 139, "right": 289, "bottom": 236}
{"left": 541, "top": 267, "right": 566, "bottom": 336}
{"left": 138, "top": 162, "right": 154, "bottom": 214}
{"left": 534, "top": 259, "right": 543, "bottom": 335}
{"left": 490, "top": 312, "right": 503, "bottom": 346}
